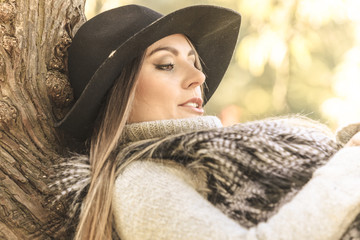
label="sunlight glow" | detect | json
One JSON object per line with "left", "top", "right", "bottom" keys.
{"left": 244, "top": 88, "right": 271, "bottom": 114}
{"left": 86, "top": 0, "right": 360, "bottom": 128}
{"left": 345, "top": 0, "right": 360, "bottom": 22}
{"left": 297, "top": 0, "right": 348, "bottom": 26}
{"left": 321, "top": 46, "right": 360, "bottom": 127}
{"left": 237, "top": 29, "right": 287, "bottom": 76}
{"left": 85, "top": 0, "right": 124, "bottom": 18}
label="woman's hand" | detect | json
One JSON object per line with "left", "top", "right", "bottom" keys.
{"left": 345, "top": 131, "right": 360, "bottom": 147}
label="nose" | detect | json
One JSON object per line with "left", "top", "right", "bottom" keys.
{"left": 182, "top": 64, "right": 206, "bottom": 89}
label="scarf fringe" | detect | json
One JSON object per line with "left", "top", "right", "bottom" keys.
{"left": 50, "top": 117, "right": 360, "bottom": 239}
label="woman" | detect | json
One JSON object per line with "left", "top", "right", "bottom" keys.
{"left": 54, "top": 4, "right": 360, "bottom": 240}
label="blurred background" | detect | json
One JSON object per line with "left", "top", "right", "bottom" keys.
{"left": 85, "top": 0, "right": 360, "bottom": 130}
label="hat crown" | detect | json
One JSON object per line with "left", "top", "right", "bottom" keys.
{"left": 68, "top": 5, "right": 162, "bottom": 99}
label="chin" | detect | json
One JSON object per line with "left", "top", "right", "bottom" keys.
{"left": 181, "top": 113, "right": 204, "bottom": 119}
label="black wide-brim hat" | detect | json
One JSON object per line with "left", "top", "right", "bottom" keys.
{"left": 56, "top": 4, "right": 241, "bottom": 140}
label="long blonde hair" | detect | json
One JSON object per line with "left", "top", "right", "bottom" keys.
{"left": 74, "top": 35, "right": 203, "bottom": 240}
{"left": 74, "top": 53, "right": 144, "bottom": 239}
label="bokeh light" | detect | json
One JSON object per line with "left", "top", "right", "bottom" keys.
{"left": 85, "top": 0, "right": 360, "bottom": 130}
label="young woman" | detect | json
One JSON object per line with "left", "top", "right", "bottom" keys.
{"left": 54, "top": 4, "right": 360, "bottom": 240}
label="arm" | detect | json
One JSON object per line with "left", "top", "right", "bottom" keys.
{"left": 112, "top": 160, "right": 247, "bottom": 240}
{"left": 247, "top": 146, "right": 360, "bottom": 240}
{"left": 113, "top": 147, "right": 360, "bottom": 240}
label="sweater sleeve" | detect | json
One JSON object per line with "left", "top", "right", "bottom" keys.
{"left": 113, "top": 147, "right": 360, "bottom": 240}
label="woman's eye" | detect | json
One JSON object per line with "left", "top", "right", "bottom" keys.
{"left": 155, "top": 63, "right": 174, "bottom": 71}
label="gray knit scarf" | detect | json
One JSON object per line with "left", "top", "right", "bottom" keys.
{"left": 51, "top": 116, "right": 360, "bottom": 239}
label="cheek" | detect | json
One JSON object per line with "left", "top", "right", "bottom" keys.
{"left": 136, "top": 78, "right": 165, "bottom": 103}
{"left": 136, "top": 74, "right": 178, "bottom": 105}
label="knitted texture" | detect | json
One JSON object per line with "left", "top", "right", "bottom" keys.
{"left": 50, "top": 115, "right": 360, "bottom": 239}
{"left": 113, "top": 148, "right": 360, "bottom": 240}
{"left": 116, "top": 116, "right": 342, "bottom": 227}
{"left": 336, "top": 121, "right": 360, "bottom": 145}
{"left": 114, "top": 116, "right": 360, "bottom": 239}
{"left": 120, "top": 116, "right": 223, "bottom": 143}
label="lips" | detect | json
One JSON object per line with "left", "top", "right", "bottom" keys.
{"left": 179, "top": 97, "right": 204, "bottom": 114}
{"left": 183, "top": 102, "right": 200, "bottom": 108}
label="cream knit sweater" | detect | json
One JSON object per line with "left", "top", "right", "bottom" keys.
{"left": 113, "top": 116, "right": 360, "bottom": 240}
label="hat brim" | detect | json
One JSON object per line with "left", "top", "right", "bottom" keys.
{"left": 56, "top": 5, "right": 241, "bottom": 140}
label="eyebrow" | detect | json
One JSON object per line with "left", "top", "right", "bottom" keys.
{"left": 148, "top": 46, "right": 195, "bottom": 57}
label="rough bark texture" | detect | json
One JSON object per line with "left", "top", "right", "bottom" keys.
{"left": 0, "top": 0, "right": 86, "bottom": 239}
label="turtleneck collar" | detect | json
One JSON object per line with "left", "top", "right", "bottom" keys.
{"left": 120, "top": 116, "right": 223, "bottom": 143}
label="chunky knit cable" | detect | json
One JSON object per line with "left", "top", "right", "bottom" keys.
{"left": 50, "top": 115, "right": 360, "bottom": 239}
{"left": 120, "top": 116, "right": 223, "bottom": 143}
{"left": 115, "top": 116, "right": 342, "bottom": 228}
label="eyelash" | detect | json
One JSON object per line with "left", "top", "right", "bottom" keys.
{"left": 155, "top": 63, "right": 174, "bottom": 71}
{"left": 154, "top": 62, "right": 201, "bottom": 71}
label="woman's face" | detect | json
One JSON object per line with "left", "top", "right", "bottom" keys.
{"left": 128, "top": 34, "right": 205, "bottom": 123}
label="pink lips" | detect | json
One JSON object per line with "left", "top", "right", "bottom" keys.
{"left": 179, "top": 97, "right": 204, "bottom": 114}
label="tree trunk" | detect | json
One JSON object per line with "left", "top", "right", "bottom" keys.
{"left": 0, "top": 0, "right": 86, "bottom": 239}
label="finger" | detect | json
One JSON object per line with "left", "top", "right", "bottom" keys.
{"left": 345, "top": 131, "right": 360, "bottom": 147}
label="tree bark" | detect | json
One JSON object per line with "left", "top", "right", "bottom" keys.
{"left": 0, "top": 0, "right": 86, "bottom": 239}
